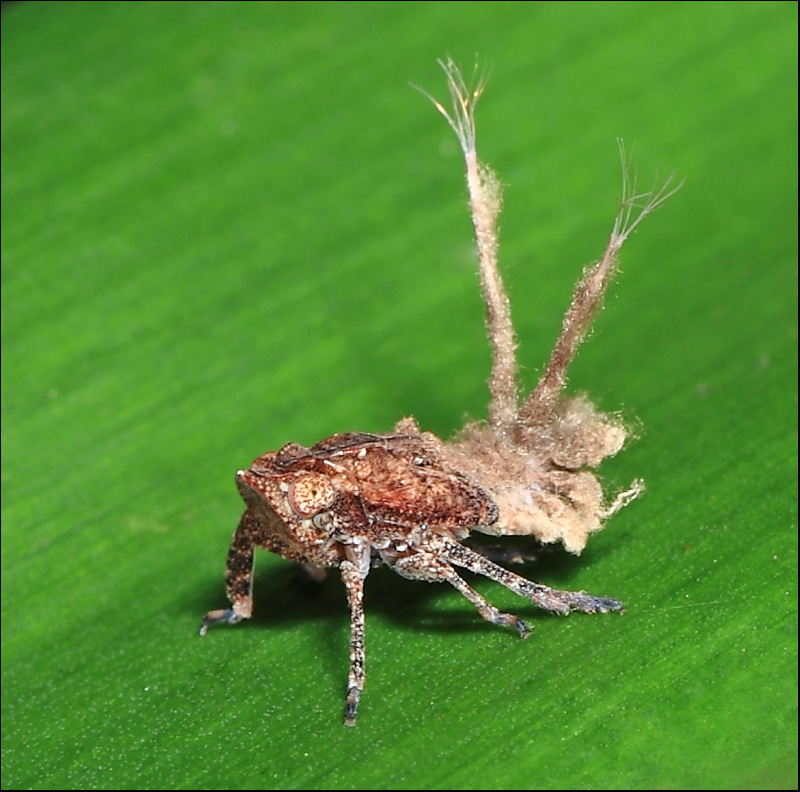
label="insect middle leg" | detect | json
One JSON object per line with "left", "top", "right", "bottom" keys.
{"left": 386, "top": 551, "right": 532, "bottom": 638}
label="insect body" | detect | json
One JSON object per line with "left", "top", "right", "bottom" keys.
{"left": 200, "top": 60, "right": 680, "bottom": 725}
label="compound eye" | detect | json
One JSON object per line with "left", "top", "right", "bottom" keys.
{"left": 288, "top": 473, "right": 336, "bottom": 518}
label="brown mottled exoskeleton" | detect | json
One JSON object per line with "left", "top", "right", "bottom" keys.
{"left": 200, "top": 60, "right": 681, "bottom": 725}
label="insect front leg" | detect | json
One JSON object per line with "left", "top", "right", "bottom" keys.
{"left": 199, "top": 509, "right": 258, "bottom": 635}
{"left": 438, "top": 536, "right": 624, "bottom": 615}
{"left": 339, "top": 541, "right": 371, "bottom": 726}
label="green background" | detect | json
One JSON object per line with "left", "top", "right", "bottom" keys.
{"left": 2, "top": 2, "right": 796, "bottom": 789}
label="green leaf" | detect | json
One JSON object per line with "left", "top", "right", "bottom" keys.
{"left": 2, "top": 2, "right": 796, "bottom": 789}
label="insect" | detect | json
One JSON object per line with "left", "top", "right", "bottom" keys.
{"left": 200, "top": 59, "right": 680, "bottom": 725}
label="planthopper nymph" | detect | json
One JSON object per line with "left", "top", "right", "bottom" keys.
{"left": 200, "top": 59, "right": 680, "bottom": 726}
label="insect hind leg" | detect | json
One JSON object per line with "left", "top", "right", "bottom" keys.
{"left": 438, "top": 536, "right": 624, "bottom": 616}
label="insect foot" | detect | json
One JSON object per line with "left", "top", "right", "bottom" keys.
{"left": 200, "top": 59, "right": 679, "bottom": 726}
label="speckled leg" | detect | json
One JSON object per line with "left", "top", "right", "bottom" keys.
{"left": 340, "top": 543, "right": 371, "bottom": 726}
{"left": 387, "top": 551, "right": 531, "bottom": 637}
{"left": 440, "top": 536, "right": 624, "bottom": 615}
{"left": 199, "top": 510, "right": 258, "bottom": 635}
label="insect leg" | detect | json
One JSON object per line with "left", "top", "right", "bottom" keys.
{"left": 387, "top": 551, "right": 531, "bottom": 637}
{"left": 442, "top": 565, "right": 532, "bottom": 637}
{"left": 439, "top": 537, "right": 624, "bottom": 615}
{"left": 340, "top": 542, "right": 371, "bottom": 727}
{"left": 199, "top": 509, "right": 258, "bottom": 634}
